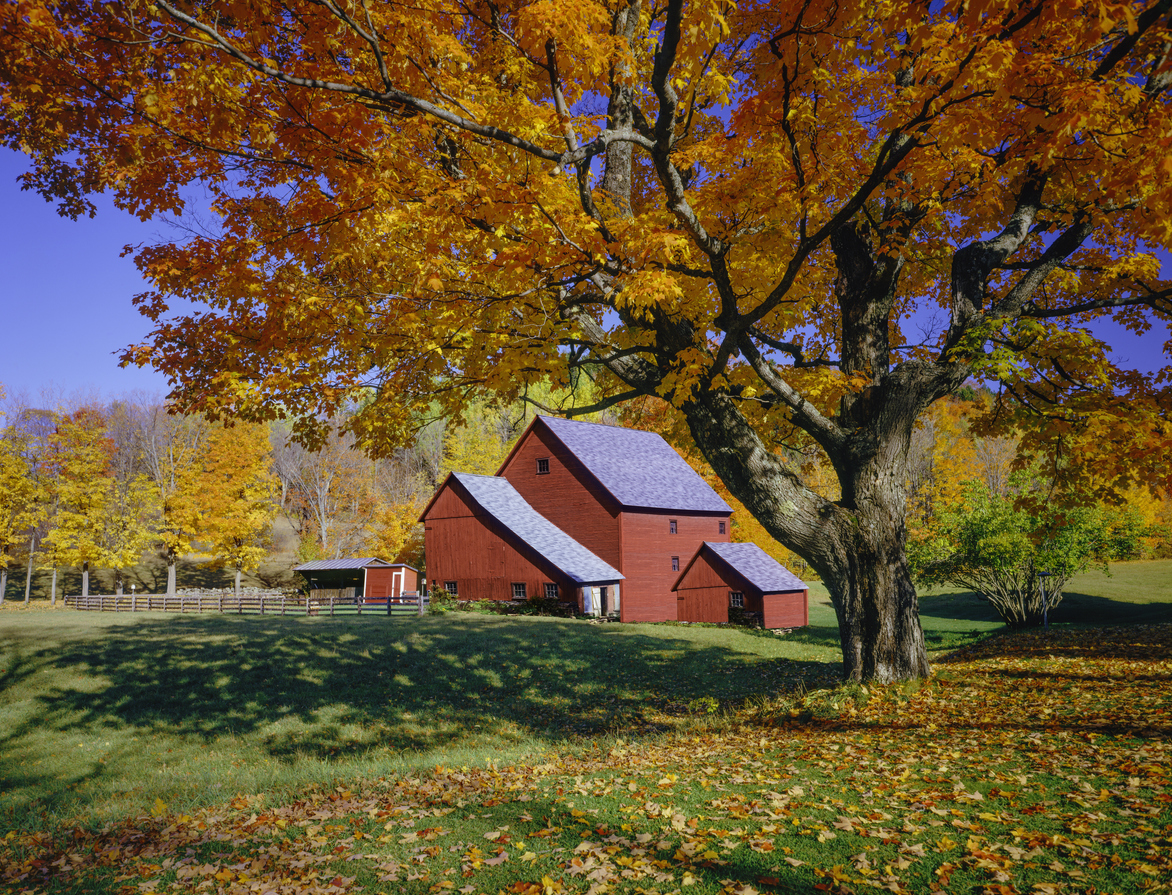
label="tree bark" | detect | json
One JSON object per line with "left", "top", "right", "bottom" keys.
{"left": 24, "top": 535, "right": 34, "bottom": 603}
{"left": 81, "top": 560, "right": 89, "bottom": 598}
{"left": 0, "top": 566, "right": 6, "bottom": 606}
{"left": 166, "top": 547, "right": 177, "bottom": 596}
{"left": 51, "top": 567, "right": 57, "bottom": 606}
{"left": 234, "top": 566, "right": 242, "bottom": 599}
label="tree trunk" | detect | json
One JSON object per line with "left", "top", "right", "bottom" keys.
{"left": 682, "top": 390, "right": 932, "bottom": 683}
{"left": 234, "top": 566, "right": 242, "bottom": 599}
{"left": 51, "top": 567, "right": 57, "bottom": 605}
{"left": 115, "top": 571, "right": 124, "bottom": 595}
{"left": 166, "top": 548, "right": 177, "bottom": 596}
{"left": 24, "top": 535, "right": 34, "bottom": 603}
{"left": 0, "top": 566, "right": 6, "bottom": 606}
{"left": 821, "top": 508, "right": 930, "bottom": 683}
{"left": 81, "top": 560, "right": 89, "bottom": 598}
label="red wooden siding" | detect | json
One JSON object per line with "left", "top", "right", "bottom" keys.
{"left": 421, "top": 482, "right": 575, "bottom": 603}
{"left": 364, "top": 566, "right": 420, "bottom": 601}
{"left": 760, "top": 591, "right": 809, "bottom": 629}
{"left": 619, "top": 511, "right": 728, "bottom": 622}
{"left": 674, "top": 552, "right": 734, "bottom": 624}
{"left": 498, "top": 423, "right": 622, "bottom": 565}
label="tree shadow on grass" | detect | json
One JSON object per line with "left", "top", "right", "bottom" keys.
{"left": 0, "top": 615, "right": 838, "bottom": 817}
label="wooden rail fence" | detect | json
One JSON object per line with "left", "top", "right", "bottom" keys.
{"left": 64, "top": 590, "right": 429, "bottom": 617}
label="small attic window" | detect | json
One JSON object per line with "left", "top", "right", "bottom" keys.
{"left": 671, "top": 556, "right": 680, "bottom": 572}
{"left": 718, "top": 521, "right": 726, "bottom": 535}
{"left": 536, "top": 457, "right": 550, "bottom": 475}
{"left": 669, "top": 519, "right": 677, "bottom": 534}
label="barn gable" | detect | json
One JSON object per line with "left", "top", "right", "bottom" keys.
{"left": 499, "top": 415, "right": 731, "bottom": 514}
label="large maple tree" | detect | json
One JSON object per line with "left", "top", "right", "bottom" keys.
{"left": 3, "top": 0, "right": 1171, "bottom": 680}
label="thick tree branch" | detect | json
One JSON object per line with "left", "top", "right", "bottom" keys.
{"left": 737, "top": 335, "right": 847, "bottom": 453}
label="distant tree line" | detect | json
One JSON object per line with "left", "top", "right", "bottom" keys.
{"left": 0, "top": 388, "right": 538, "bottom": 601}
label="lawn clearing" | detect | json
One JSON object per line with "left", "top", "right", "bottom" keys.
{"left": 2, "top": 624, "right": 1169, "bottom": 895}
{"left": 0, "top": 611, "right": 842, "bottom": 829}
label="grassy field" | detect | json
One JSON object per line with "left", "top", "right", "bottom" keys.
{"left": 1, "top": 562, "right": 1170, "bottom": 894}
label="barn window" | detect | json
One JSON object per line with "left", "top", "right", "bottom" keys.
{"left": 718, "top": 521, "right": 726, "bottom": 535}
{"left": 669, "top": 519, "right": 677, "bottom": 534}
{"left": 536, "top": 457, "right": 550, "bottom": 475}
{"left": 671, "top": 556, "right": 680, "bottom": 572}
{"left": 730, "top": 591, "right": 744, "bottom": 608}
{"left": 544, "top": 582, "right": 559, "bottom": 600}
{"left": 512, "top": 582, "right": 527, "bottom": 599}
{"left": 444, "top": 581, "right": 458, "bottom": 596}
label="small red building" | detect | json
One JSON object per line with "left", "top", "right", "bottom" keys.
{"left": 293, "top": 558, "right": 420, "bottom": 601}
{"left": 495, "top": 415, "right": 732, "bottom": 622}
{"left": 419, "top": 471, "right": 624, "bottom": 611}
{"left": 674, "top": 541, "right": 808, "bottom": 629}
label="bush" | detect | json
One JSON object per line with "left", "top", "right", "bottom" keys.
{"left": 911, "top": 483, "right": 1114, "bottom": 627}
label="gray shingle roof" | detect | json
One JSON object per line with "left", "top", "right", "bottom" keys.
{"left": 538, "top": 416, "right": 731, "bottom": 513}
{"left": 294, "top": 558, "right": 392, "bottom": 571}
{"left": 454, "top": 472, "right": 624, "bottom": 586}
{"left": 703, "top": 542, "right": 806, "bottom": 593}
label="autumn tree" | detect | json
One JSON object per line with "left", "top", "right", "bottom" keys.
{"left": 136, "top": 402, "right": 208, "bottom": 594}
{"left": 3, "top": 0, "right": 1171, "bottom": 680}
{"left": 0, "top": 425, "right": 39, "bottom": 606}
{"left": 197, "top": 421, "right": 279, "bottom": 597}
{"left": 42, "top": 409, "right": 111, "bottom": 599}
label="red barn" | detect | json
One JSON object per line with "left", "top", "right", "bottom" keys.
{"left": 421, "top": 416, "right": 738, "bottom": 622}
{"left": 674, "top": 541, "right": 808, "bottom": 629}
{"left": 419, "top": 471, "right": 624, "bottom": 611}
{"left": 494, "top": 416, "right": 732, "bottom": 622}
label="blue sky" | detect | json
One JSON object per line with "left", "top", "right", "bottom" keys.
{"left": 0, "top": 148, "right": 172, "bottom": 404}
{"left": 0, "top": 147, "right": 1167, "bottom": 409}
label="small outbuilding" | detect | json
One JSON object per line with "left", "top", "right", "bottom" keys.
{"left": 673, "top": 541, "right": 808, "bottom": 629}
{"left": 293, "top": 558, "right": 420, "bottom": 602}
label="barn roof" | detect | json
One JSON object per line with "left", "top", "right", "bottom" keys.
{"left": 687, "top": 541, "right": 806, "bottom": 594}
{"left": 452, "top": 472, "right": 624, "bottom": 586}
{"left": 527, "top": 415, "right": 732, "bottom": 514}
{"left": 293, "top": 558, "right": 394, "bottom": 572}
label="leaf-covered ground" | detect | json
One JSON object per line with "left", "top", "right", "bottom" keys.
{"left": 3, "top": 625, "right": 1169, "bottom": 895}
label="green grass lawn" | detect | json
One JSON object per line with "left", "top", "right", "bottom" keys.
{"left": 1, "top": 561, "right": 1170, "bottom": 894}
{"left": 0, "top": 611, "right": 847, "bottom": 830}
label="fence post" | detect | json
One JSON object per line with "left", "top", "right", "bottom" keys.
{"left": 418, "top": 590, "right": 424, "bottom": 616}
{"left": 330, "top": 597, "right": 335, "bottom": 617}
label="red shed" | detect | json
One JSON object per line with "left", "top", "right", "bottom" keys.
{"left": 363, "top": 563, "right": 420, "bottom": 602}
{"left": 496, "top": 416, "right": 732, "bottom": 622}
{"left": 674, "top": 541, "right": 808, "bottom": 629}
{"left": 293, "top": 558, "right": 419, "bottom": 602}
